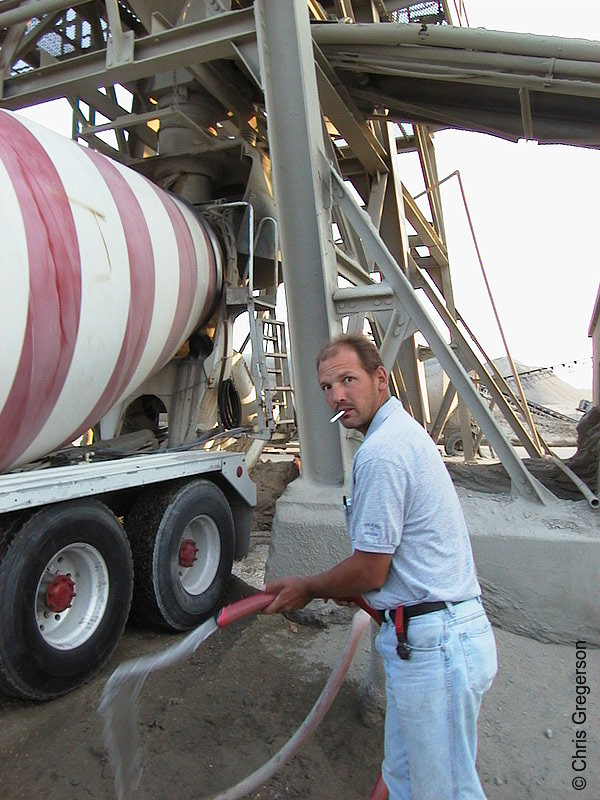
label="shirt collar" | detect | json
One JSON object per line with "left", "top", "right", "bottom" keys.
{"left": 365, "top": 396, "right": 400, "bottom": 439}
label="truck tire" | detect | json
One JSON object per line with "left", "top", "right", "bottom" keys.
{"left": 444, "top": 431, "right": 466, "bottom": 456}
{"left": 127, "top": 479, "right": 235, "bottom": 631}
{"left": 0, "top": 500, "right": 133, "bottom": 700}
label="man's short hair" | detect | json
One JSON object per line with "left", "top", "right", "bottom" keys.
{"left": 316, "top": 333, "right": 384, "bottom": 374}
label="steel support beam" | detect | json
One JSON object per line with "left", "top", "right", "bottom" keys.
{"left": 378, "top": 122, "right": 427, "bottom": 424}
{"left": 254, "top": 0, "right": 344, "bottom": 486}
{"left": 313, "top": 46, "right": 388, "bottom": 176}
{"left": 0, "top": 0, "right": 89, "bottom": 28}
{"left": 414, "top": 125, "right": 445, "bottom": 241}
{"left": 0, "top": 7, "right": 256, "bottom": 108}
{"left": 104, "top": 0, "right": 134, "bottom": 68}
{"left": 401, "top": 186, "right": 448, "bottom": 267}
{"left": 413, "top": 125, "right": 473, "bottom": 460}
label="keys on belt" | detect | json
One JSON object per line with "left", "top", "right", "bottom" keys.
{"left": 384, "top": 601, "right": 448, "bottom": 660}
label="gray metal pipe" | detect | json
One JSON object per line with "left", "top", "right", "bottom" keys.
{"left": 549, "top": 455, "right": 600, "bottom": 509}
{"left": 312, "top": 21, "right": 600, "bottom": 64}
{"left": 325, "top": 44, "right": 600, "bottom": 82}
{"left": 328, "top": 59, "right": 600, "bottom": 99}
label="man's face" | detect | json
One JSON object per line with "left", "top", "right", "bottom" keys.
{"left": 317, "top": 345, "right": 388, "bottom": 435}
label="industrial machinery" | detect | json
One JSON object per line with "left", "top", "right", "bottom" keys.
{"left": 0, "top": 108, "right": 291, "bottom": 699}
{"left": 1, "top": 0, "right": 599, "bottom": 699}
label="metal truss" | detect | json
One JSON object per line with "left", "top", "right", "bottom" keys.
{"left": 1, "top": 0, "right": 597, "bottom": 503}
{"left": 329, "top": 168, "right": 555, "bottom": 504}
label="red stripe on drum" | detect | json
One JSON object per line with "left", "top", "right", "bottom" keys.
{"left": 0, "top": 112, "right": 81, "bottom": 472}
{"left": 74, "top": 149, "right": 155, "bottom": 437}
{"left": 194, "top": 214, "right": 218, "bottom": 324}
{"left": 148, "top": 186, "right": 200, "bottom": 372}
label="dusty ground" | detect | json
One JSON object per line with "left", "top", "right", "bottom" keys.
{"left": 0, "top": 460, "right": 598, "bottom": 800}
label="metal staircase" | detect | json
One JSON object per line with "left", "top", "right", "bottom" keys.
{"left": 253, "top": 314, "right": 296, "bottom": 440}
{"left": 206, "top": 200, "right": 295, "bottom": 442}
{"left": 244, "top": 211, "right": 296, "bottom": 442}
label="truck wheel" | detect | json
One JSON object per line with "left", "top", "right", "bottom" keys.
{"left": 127, "top": 480, "right": 235, "bottom": 631}
{"left": 0, "top": 500, "right": 133, "bottom": 700}
{"left": 444, "top": 431, "right": 465, "bottom": 456}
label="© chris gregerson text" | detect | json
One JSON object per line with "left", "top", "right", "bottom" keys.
{"left": 571, "top": 640, "right": 589, "bottom": 792}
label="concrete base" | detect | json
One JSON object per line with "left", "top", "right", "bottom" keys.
{"left": 266, "top": 476, "right": 351, "bottom": 582}
{"left": 267, "top": 478, "right": 600, "bottom": 646}
{"left": 266, "top": 475, "right": 386, "bottom": 725}
{"left": 458, "top": 489, "right": 600, "bottom": 645}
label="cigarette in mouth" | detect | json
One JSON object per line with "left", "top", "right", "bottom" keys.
{"left": 330, "top": 409, "right": 346, "bottom": 424}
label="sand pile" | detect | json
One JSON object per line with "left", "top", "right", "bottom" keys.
{"left": 493, "top": 357, "right": 589, "bottom": 418}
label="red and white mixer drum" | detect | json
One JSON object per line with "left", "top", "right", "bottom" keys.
{"left": 0, "top": 110, "right": 222, "bottom": 471}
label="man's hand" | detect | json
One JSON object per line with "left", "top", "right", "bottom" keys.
{"left": 262, "top": 550, "right": 392, "bottom": 616}
{"left": 262, "top": 576, "right": 314, "bottom": 614}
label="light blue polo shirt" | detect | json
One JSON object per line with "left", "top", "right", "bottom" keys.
{"left": 345, "top": 397, "right": 481, "bottom": 609}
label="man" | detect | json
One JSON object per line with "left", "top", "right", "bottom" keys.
{"left": 264, "top": 333, "right": 497, "bottom": 800}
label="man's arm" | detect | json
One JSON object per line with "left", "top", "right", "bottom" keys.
{"left": 263, "top": 550, "right": 392, "bottom": 614}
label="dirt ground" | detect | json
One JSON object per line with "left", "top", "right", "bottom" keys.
{"left": 0, "top": 460, "right": 598, "bottom": 800}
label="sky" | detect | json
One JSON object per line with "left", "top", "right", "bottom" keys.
{"left": 14, "top": 0, "right": 600, "bottom": 392}
{"left": 408, "top": 0, "right": 600, "bottom": 392}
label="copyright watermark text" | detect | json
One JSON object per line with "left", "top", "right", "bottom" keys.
{"left": 571, "top": 640, "right": 590, "bottom": 791}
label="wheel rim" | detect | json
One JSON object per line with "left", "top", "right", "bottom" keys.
{"left": 35, "top": 542, "right": 109, "bottom": 650}
{"left": 176, "top": 515, "right": 221, "bottom": 596}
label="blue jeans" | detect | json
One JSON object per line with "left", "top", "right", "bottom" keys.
{"left": 375, "top": 597, "right": 497, "bottom": 800}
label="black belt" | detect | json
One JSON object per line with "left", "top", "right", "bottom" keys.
{"left": 387, "top": 601, "right": 447, "bottom": 622}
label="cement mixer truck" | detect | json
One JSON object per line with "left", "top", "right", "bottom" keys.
{"left": 0, "top": 110, "right": 289, "bottom": 699}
